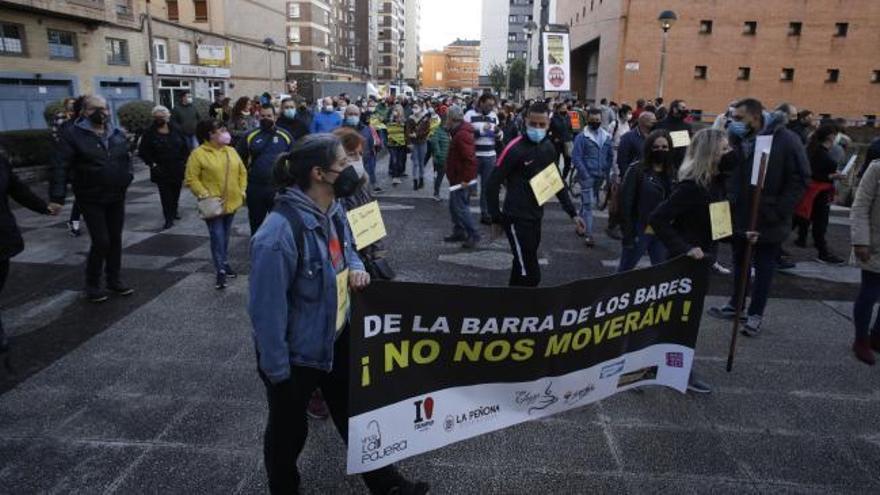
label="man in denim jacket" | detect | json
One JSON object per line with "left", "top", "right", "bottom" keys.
{"left": 248, "top": 134, "right": 428, "bottom": 495}
{"left": 572, "top": 107, "right": 614, "bottom": 246}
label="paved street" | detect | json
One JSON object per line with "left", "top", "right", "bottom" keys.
{"left": 1, "top": 155, "right": 878, "bottom": 494}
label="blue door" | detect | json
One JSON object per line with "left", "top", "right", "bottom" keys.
{"left": 0, "top": 78, "right": 73, "bottom": 131}
{"left": 99, "top": 81, "right": 142, "bottom": 129}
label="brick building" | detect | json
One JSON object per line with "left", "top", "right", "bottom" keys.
{"left": 556, "top": 0, "right": 880, "bottom": 121}
{"left": 420, "top": 50, "right": 446, "bottom": 90}
{"left": 444, "top": 39, "right": 480, "bottom": 91}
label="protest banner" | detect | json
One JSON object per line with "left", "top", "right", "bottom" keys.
{"left": 346, "top": 256, "right": 711, "bottom": 474}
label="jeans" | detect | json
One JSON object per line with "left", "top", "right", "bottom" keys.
{"left": 388, "top": 146, "right": 407, "bottom": 178}
{"left": 477, "top": 155, "right": 496, "bottom": 217}
{"left": 79, "top": 200, "right": 125, "bottom": 289}
{"left": 69, "top": 200, "right": 81, "bottom": 223}
{"left": 156, "top": 180, "right": 182, "bottom": 223}
{"left": 247, "top": 184, "right": 276, "bottom": 236}
{"left": 617, "top": 229, "right": 668, "bottom": 272}
{"left": 0, "top": 258, "right": 8, "bottom": 348}
{"left": 578, "top": 175, "right": 596, "bottom": 235}
{"left": 411, "top": 142, "right": 428, "bottom": 179}
{"left": 434, "top": 161, "right": 446, "bottom": 196}
{"left": 449, "top": 189, "right": 478, "bottom": 240}
{"left": 505, "top": 218, "right": 542, "bottom": 287}
{"left": 261, "top": 326, "right": 404, "bottom": 494}
{"left": 365, "top": 154, "right": 377, "bottom": 185}
{"left": 853, "top": 270, "right": 880, "bottom": 340}
{"left": 206, "top": 213, "right": 235, "bottom": 275}
{"left": 728, "top": 238, "right": 781, "bottom": 317}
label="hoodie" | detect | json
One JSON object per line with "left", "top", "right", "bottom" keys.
{"left": 309, "top": 109, "right": 342, "bottom": 134}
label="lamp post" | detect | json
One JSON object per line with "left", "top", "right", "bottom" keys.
{"left": 523, "top": 21, "right": 538, "bottom": 100}
{"left": 263, "top": 37, "right": 276, "bottom": 95}
{"left": 317, "top": 51, "right": 327, "bottom": 99}
{"left": 145, "top": 0, "right": 159, "bottom": 103}
{"left": 656, "top": 10, "right": 677, "bottom": 99}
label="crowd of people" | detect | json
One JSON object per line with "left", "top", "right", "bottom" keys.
{"left": 1, "top": 85, "right": 879, "bottom": 494}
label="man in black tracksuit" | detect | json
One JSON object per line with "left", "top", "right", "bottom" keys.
{"left": 487, "top": 101, "right": 586, "bottom": 287}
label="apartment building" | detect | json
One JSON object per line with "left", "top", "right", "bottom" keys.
{"left": 402, "top": 0, "right": 420, "bottom": 86}
{"left": 377, "top": 0, "right": 405, "bottom": 84}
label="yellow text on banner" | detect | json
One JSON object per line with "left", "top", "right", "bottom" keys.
{"left": 346, "top": 201, "right": 387, "bottom": 249}
{"left": 670, "top": 130, "right": 691, "bottom": 148}
{"left": 709, "top": 201, "right": 733, "bottom": 240}
{"left": 529, "top": 163, "right": 565, "bottom": 206}
{"left": 336, "top": 268, "right": 350, "bottom": 333}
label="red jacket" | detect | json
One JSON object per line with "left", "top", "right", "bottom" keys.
{"left": 446, "top": 122, "right": 477, "bottom": 186}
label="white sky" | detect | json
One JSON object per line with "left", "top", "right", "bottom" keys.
{"left": 419, "top": 0, "right": 482, "bottom": 51}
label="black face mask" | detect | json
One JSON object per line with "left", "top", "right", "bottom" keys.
{"left": 259, "top": 118, "right": 274, "bottom": 131}
{"left": 330, "top": 166, "right": 360, "bottom": 197}
{"left": 588, "top": 122, "right": 601, "bottom": 130}
{"left": 88, "top": 111, "right": 107, "bottom": 125}
{"left": 651, "top": 149, "right": 671, "bottom": 165}
{"left": 719, "top": 150, "right": 738, "bottom": 173}
{"left": 154, "top": 118, "right": 168, "bottom": 127}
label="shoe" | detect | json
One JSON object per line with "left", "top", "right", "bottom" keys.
{"left": 712, "top": 262, "right": 732, "bottom": 275}
{"left": 480, "top": 216, "right": 492, "bottom": 225}
{"left": 687, "top": 375, "right": 712, "bottom": 394}
{"left": 307, "top": 390, "right": 329, "bottom": 419}
{"left": 853, "top": 338, "right": 876, "bottom": 365}
{"left": 816, "top": 253, "right": 845, "bottom": 265}
{"left": 215, "top": 272, "right": 227, "bottom": 290}
{"left": 708, "top": 304, "right": 742, "bottom": 321}
{"left": 444, "top": 234, "right": 467, "bottom": 243}
{"left": 223, "top": 266, "right": 238, "bottom": 279}
{"left": 794, "top": 238, "right": 807, "bottom": 248}
{"left": 433, "top": 194, "right": 441, "bottom": 202}
{"left": 742, "top": 314, "right": 763, "bottom": 337}
{"left": 67, "top": 220, "right": 81, "bottom": 237}
{"left": 584, "top": 235, "right": 595, "bottom": 247}
{"left": 461, "top": 236, "right": 480, "bottom": 249}
{"left": 605, "top": 226, "right": 622, "bottom": 240}
{"left": 402, "top": 172, "right": 409, "bottom": 178}
{"left": 373, "top": 186, "right": 384, "bottom": 193}
{"left": 162, "top": 220, "right": 174, "bottom": 230}
{"left": 413, "top": 179, "right": 419, "bottom": 190}
{"left": 392, "top": 178, "right": 401, "bottom": 187}
{"left": 87, "top": 289, "right": 109, "bottom": 303}
{"left": 419, "top": 178, "right": 425, "bottom": 190}
{"left": 871, "top": 334, "right": 880, "bottom": 353}
{"left": 776, "top": 257, "right": 796, "bottom": 270}
{"left": 174, "top": 212, "right": 182, "bottom": 220}
{"left": 107, "top": 283, "right": 135, "bottom": 296}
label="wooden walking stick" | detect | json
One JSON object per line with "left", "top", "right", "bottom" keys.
{"left": 727, "top": 151, "right": 768, "bottom": 372}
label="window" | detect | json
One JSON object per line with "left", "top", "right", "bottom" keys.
{"left": 0, "top": 22, "right": 25, "bottom": 55}
{"left": 176, "top": 41, "right": 191, "bottom": 64}
{"left": 48, "top": 29, "right": 77, "bottom": 59}
{"left": 865, "top": 115, "right": 877, "bottom": 127}
{"left": 508, "top": 33, "right": 516, "bottom": 42}
{"left": 788, "top": 22, "right": 802, "bottom": 36}
{"left": 166, "top": 0, "right": 179, "bottom": 21}
{"left": 737, "top": 67, "right": 751, "bottom": 80}
{"left": 435, "top": 71, "right": 442, "bottom": 81}
{"left": 699, "top": 20, "right": 713, "bottom": 34}
{"left": 193, "top": 0, "right": 208, "bottom": 21}
{"left": 780, "top": 67, "right": 795, "bottom": 81}
{"left": 509, "top": 15, "right": 517, "bottom": 23}
{"left": 507, "top": 51, "right": 515, "bottom": 60}
{"left": 106, "top": 37, "right": 130, "bottom": 65}
{"left": 153, "top": 38, "right": 168, "bottom": 62}
{"left": 288, "top": 26, "right": 300, "bottom": 43}
{"left": 288, "top": 3, "right": 300, "bottom": 18}
{"left": 694, "top": 65, "right": 708, "bottom": 79}
{"left": 835, "top": 22, "right": 848, "bottom": 37}
{"left": 115, "top": 0, "right": 133, "bottom": 17}
{"left": 826, "top": 68, "right": 840, "bottom": 83}
{"left": 743, "top": 21, "right": 757, "bottom": 35}
{"left": 289, "top": 50, "right": 301, "bottom": 66}
{"left": 873, "top": 70, "right": 880, "bottom": 83}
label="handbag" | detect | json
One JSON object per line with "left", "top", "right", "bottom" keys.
{"left": 198, "top": 150, "right": 230, "bottom": 220}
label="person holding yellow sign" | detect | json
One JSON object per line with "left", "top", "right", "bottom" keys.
{"left": 248, "top": 134, "right": 428, "bottom": 495}
{"left": 487, "top": 101, "right": 586, "bottom": 287}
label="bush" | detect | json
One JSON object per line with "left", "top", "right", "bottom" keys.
{"left": 43, "top": 100, "right": 67, "bottom": 126}
{"left": 0, "top": 129, "right": 56, "bottom": 168}
{"left": 116, "top": 100, "right": 155, "bottom": 136}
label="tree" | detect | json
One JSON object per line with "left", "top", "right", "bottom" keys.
{"left": 488, "top": 63, "right": 508, "bottom": 95}
{"left": 509, "top": 59, "right": 526, "bottom": 94}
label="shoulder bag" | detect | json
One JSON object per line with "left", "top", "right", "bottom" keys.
{"left": 197, "top": 150, "right": 230, "bottom": 220}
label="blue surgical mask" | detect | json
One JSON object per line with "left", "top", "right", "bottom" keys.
{"left": 727, "top": 121, "right": 748, "bottom": 138}
{"left": 283, "top": 108, "right": 296, "bottom": 119}
{"left": 526, "top": 126, "right": 546, "bottom": 143}
{"left": 345, "top": 116, "right": 360, "bottom": 126}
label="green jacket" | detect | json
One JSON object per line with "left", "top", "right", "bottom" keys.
{"left": 430, "top": 125, "right": 451, "bottom": 167}
{"left": 172, "top": 104, "right": 202, "bottom": 136}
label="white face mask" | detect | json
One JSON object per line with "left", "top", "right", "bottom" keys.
{"left": 350, "top": 159, "right": 366, "bottom": 178}
{"left": 324, "top": 105, "right": 334, "bottom": 112}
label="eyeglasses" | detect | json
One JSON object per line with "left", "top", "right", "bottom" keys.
{"left": 652, "top": 145, "right": 670, "bottom": 150}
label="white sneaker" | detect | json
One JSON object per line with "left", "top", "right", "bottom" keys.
{"left": 712, "top": 262, "right": 731, "bottom": 275}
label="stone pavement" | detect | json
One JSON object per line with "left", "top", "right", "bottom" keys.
{"left": 1, "top": 156, "right": 878, "bottom": 494}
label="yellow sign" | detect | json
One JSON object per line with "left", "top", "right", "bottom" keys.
{"left": 346, "top": 201, "right": 387, "bottom": 249}
{"left": 336, "top": 269, "right": 350, "bottom": 332}
{"left": 529, "top": 164, "right": 565, "bottom": 206}
{"left": 670, "top": 130, "right": 691, "bottom": 148}
{"left": 709, "top": 201, "right": 733, "bottom": 240}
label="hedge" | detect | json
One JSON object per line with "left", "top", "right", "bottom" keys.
{"left": 0, "top": 129, "right": 55, "bottom": 168}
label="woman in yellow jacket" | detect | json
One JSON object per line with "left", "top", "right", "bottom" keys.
{"left": 185, "top": 119, "right": 247, "bottom": 289}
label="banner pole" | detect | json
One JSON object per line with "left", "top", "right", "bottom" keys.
{"left": 727, "top": 152, "right": 768, "bottom": 372}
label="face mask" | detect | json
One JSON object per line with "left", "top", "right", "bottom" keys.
{"left": 526, "top": 126, "right": 546, "bottom": 143}
{"left": 154, "top": 117, "right": 168, "bottom": 126}
{"left": 727, "top": 121, "right": 748, "bottom": 138}
{"left": 368, "top": 106, "right": 377, "bottom": 113}
{"left": 834, "top": 133, "right": 843, "bottom": 145}
{"left": 283, "top": 108, "right": 296, "bottom": 119}
{"left": 241, "top": 111, "right": 250, "bottom": 117}
{"left": 651, "top": 149, "right": 670, "bottom": 164}
{"left": 412, "top": 107, "right": 422, "bottom": 114}
{"left": 259, "top": 118, "right": 274, "bottom": 131}
{"left": 88, "top": 111, "right": 107, "bottom": 126}
{"left": 345, "top": 116, "right": 360, "bottom": 126}
{"left": 350, "top": 159, "right": 366, "bottom": 178}
{"left": 588, "top": 122, "right": 601, "bottom": 131}
{"left": 217, "top": 131, "right": 232, "bottom": 145}
{"left": 329, "top": 166, "right": 360, "bottom": 197}
{"left": 183, "top": 97, "right": 193, "bottom": 105}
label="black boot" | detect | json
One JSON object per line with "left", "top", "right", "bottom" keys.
{"left": 413, "top": 179, "right": 419, "bottom": 190}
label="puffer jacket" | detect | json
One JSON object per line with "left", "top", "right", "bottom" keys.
{"left": 851, "top": 159, "right": 880, "bottom": 272}
{"left": 185, "top": 143, "right": 248, "bottom": 214}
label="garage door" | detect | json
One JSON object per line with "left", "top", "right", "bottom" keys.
{"left": 99, "top": 81, "right": 142, "bottom": 129}
{"left": 0, "top": 78, "right": 73, "bottom": 131}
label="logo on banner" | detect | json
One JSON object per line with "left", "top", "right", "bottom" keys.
{"left": 413, "top": 396, "right": 435, "bottom": 431}
{"left": 600, "top": 360, "right": 625, "bottom": 379}
{"left": 448, "top": 404, "right": 501, "bottom": 430}
{"left": 444, "top": 414, "right": 455, "bottom": 432}
{"left": 617, "top": 366, "right": 659, "bottom": 388}
{"left": 548, "top": 67, "right": 566, "bottom": 88}
{"left": 563, "top": 383, "right": 595, "bottom": 406}
{"left": 666, "top": 352, "right": 684, "bottom": 368}
{"left": 360, "top": 420, "right": 407, "bottom": 464}
{"left": 514, "top": 381, "right": 558, "bottom": 415}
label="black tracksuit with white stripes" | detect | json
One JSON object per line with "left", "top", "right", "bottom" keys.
{"left": 487, "top": 136, "right": 578, "bottom": 287}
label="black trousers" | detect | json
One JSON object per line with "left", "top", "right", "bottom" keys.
{"left": 78, "top": 200, "right": 125, "bottom": 289}
{"left": 156, "top": 180, "right": 182, "bottom": 223}
{"left": 247, "top": 184, "right": 276, "bottom": 236}
{"left": 797, "top": 189, "right": 831, "bottom": 254}
{"left": 261, "top": 326, "right": 401, "bottom": 495}
{"left": 0, "top": 258, "right": 8, "bottom": 346}
{"left": 504, "top": 218, "right": 542, "bottom": 287}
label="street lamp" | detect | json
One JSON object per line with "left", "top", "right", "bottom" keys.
{"left": 523, "top": 20, "right": 538, "bottom": 100}
{"left": 263, "top": 37, "right": 276, "bottom": 95}
{"left": 656, "top": 10, "right": 677, "bottom": 99}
